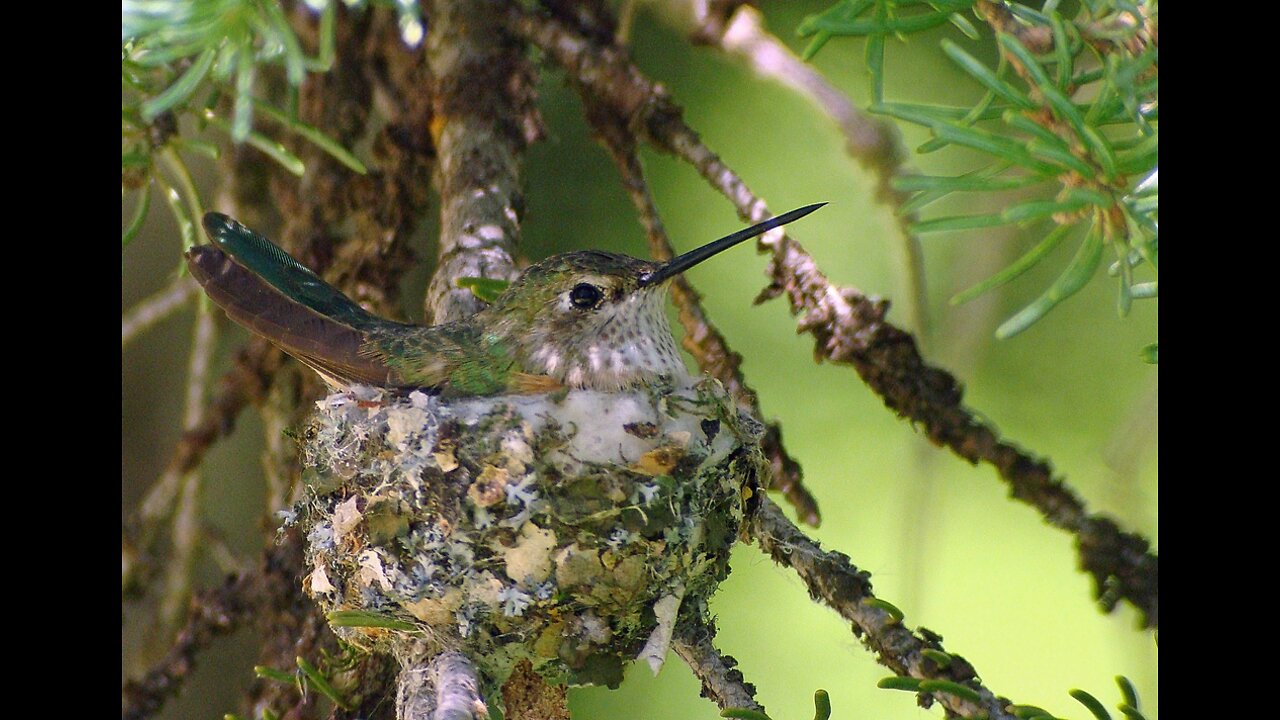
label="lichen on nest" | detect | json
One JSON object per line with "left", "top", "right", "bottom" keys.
{"left": 291, "top": 377, "right": 766, "bottom": 690}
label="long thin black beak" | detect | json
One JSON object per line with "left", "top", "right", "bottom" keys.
{"left": 637, "top": 203, "right": 826, "bottom": 287}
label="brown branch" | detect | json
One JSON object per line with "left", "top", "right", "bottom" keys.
{"left": 671, "top": 619, "right": 762, "bottom": 713}
{"left": 423, "top": 0, "right": 542, "bottom": 324}
{"left": 511, "top": 5, "right": 1158, "bottom": 628}
{"left": 751, "top": 497, "right": 1017, "bottom": 720}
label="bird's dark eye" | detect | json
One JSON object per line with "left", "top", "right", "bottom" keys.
{"left": 569, "top": 283, "right": 604, "bottom": 309}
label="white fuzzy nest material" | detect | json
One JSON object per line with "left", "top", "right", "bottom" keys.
{"left": 294, "top": 377, "right": 765, "bottom": 689}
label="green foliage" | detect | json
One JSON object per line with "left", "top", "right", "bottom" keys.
{"left": 799, "top": 0, "right": 1157, "bottom": 351}
{"left": 457, "top": 276, "right": 514, "bottom": 304}
{"left": 876, "top": 676, "right": 923, "bottom": 692}
{"left": 1010, "top": 704, "right": 1056, "bottom": 719}
{"left": 875, "top": 674, "right": 1149, "bottom": 720}
{"left": 920, "top": 648, "right": 953, "bottom": 667}
{"left": 326, "top": 609, "right": 418, "bottom": 630}
{"left": 918, "top": 679, "right": 982, "bottom": 703}
{"left": 295, "top": 655, "right": 351, "bottom": 709}
{"left": 121, "top": 1, "right": 421, "bottom": 251}
{"left": 861, "top": 596, "right": 905, "bottom": 622}
{"left": 1069, "top": 688, "right": 1112, "bottom": 720}
{"left": 250, "top": 648, "right": 360, "bottom": 713}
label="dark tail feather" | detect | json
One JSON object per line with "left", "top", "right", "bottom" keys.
{"left": 187, "top": 242, "right": 403, "bottom": 388}
{"left": 201, "top": 212, "right": 382, "bottom": 330}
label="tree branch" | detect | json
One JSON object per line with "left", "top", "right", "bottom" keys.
{"left": 751, "top": 497, "right": 1017, "bottom": 720}
{"left": 511, "top": 4, "right": 1158, "bottom": 628}
{"left": 671, "top": 619, "right": 762, "bottom": 713}
{"left": 423, "top": 0, "right": 542, "bottom": 324}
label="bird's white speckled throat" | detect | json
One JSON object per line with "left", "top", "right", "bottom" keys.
{"left": 527, "top": 288, "right": 687, "bottom": 390}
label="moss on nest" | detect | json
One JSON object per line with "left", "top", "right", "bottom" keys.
{"left": 293, "top": 378, "right": 765, "bottom": 690}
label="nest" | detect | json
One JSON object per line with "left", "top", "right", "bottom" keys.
{"left": 294, "top": 377, "right": 765, "bottom": 689}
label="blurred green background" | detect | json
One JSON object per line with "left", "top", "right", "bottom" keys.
{"left": 122, "top": 2, "right": 1157, "bottom": 718}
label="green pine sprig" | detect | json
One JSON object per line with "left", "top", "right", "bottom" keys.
{"left": 799, "top": 0, "right": 1157, "bottom": 351}
{"left": 121, "top": 1, "right": 425, "bottom": 252}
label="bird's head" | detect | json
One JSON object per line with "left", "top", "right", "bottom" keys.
{"left": 482, "top": 203, "right": 825, "bottom": 390}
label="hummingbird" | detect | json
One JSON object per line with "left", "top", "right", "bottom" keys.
{"left": 186, "top": 204, "right": 823, "bottom": 396}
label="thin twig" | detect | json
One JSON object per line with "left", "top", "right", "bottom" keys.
{"left": 512, "top": 5, "right": 1158, "bottom": 627}
{"left": 134, "top": 340, "right": 281, "bottom": 519}
{"left": 158, "top": 304, "right": 217, "bottom": 633}
{"left": 122, "top": 276, "right": 200, "bottom": 347}
{"left": 201, "top": 524, "right": 249, "bottom": 576}
{"left": 751, "top": 497, "right": 1017, "bottom": 720}
{"left": 671, "top": 619, "right": 762, "bottom": 713}
{"left": 182, "top": 307, "right": 216, "bottom": 479}
{"left": 423, "top": 0, "right": 541, "bottom": 324}
{"left": 159, "top": 470, "right": 200, "bottom": 631}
